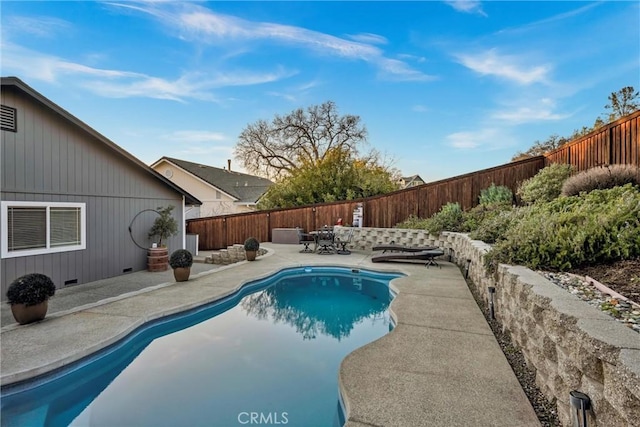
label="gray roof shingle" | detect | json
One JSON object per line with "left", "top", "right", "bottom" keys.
{"left": 162, "top": 157, "right": 273, "bottom": 204}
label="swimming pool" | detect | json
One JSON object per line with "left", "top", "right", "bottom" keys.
{"left": 1, "top": 266, "right": 403, "bottom": 427}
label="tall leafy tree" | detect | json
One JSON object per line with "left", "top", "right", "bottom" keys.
{"left": 257, "top": 147, "right": 399, "bottom": 209}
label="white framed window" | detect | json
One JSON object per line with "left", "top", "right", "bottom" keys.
{"left": 1, "top": 201, "right": 86, "bottom": 258}
{"left": 215, "top": 190, "right": 222, "bottom": 199}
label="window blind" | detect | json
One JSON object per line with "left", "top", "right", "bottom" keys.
{"left": 7, "top": 207, "right": 46, "bottom": 251}
{"left": 50, "top": 207, "right": 81, "bottom": 247}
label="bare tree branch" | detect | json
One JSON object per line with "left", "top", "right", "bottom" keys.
{"left": 234, "top": 101, "right": 367, "bottom": 179}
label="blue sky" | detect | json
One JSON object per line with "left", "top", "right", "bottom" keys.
{"left": 2, "top": 1, "right": 638, "bottom": 182}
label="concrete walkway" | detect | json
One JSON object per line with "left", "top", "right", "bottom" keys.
{"left": 1, "top": 244, "right": 540, "bottom": 426}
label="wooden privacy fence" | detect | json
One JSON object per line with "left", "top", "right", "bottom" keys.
{"left": 187, "top": 157, "right": 545, "bottom": 249}
{"left": 187, "top": 111, "right": 639, "bottom": 250}
{"left": 545, "top": 110, "right": 639, "bottom": 170}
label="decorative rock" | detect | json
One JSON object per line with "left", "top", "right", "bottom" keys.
{"left": 539, "top": 271, "right": 639, "bottom": 333}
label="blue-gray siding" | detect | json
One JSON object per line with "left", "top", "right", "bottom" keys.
{"left": 1, "top": 85, "right": 184, "bottom": 297}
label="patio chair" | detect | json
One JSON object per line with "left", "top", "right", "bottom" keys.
{"left": 371, "top": 249, "right": 445, "bottom": 268}
{"left": 297, "top": 228, "right": 314, "bottom": 253}
{"left": 334, "top": 228, "right": 354, "bottom": 255}
{"left": 316, "top": 228, "right": 336, "bottom": 255}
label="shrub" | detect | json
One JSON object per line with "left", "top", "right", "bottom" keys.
{"left": 561, "top": 164, "right": 640, "bottom": 197}
{"left": 7, "top": 273, "right": 56, "bottom": 306}
{"left": 478, "top": 184, "right": 513, "bottom": 205}
{"left": 460, "top": 202, "right": 512, "bottom": 234}
{"left": 395, "top": 214, "right": 429, "bottom": 230}
{"left": 148, "top": 205, "right": 179, "bottom": 246}
{"left": 244, "top": 237, "right": 260, "bottom": 251}
{"left": 423, "top": 202, "right": 464, "bottom": 235}
{"left": 468, "top": 205, "right": 523, "bottom": 243}
{"left": 517, "top": 163, "right": 573, "bottom": 204}
{"left": 485, "top": 184, "right": 640, "bottom": 271}
{"left": 169, "top": 249, "right": 193, "bottom": 269}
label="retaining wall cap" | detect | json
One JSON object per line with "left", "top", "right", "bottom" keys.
{"left": 576, "top": 318, "right": 640, "bottom": 351}
{"left": 618, "top": 349, "right": 640, "bottom": 396}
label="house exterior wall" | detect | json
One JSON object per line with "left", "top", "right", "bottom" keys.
{"left": 1, "top": 85, "right": 184, "bottom": 297}
{"left": 153, "top": 159, "right": 251, "bottom": 217}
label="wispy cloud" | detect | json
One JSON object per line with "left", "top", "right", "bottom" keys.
{"left": 496, "top": 2, "right": 602, "bottom": 35}
{"left": 491, "top": 106, "right": 571, "bottom": 125}
{"left": 162, "top": 130, "right": 228, "bottom": 143}
{"left": 456, "top": 48, "right": 551, "bottom": 85}
{"left": 412, "top": 105, "right": 429, "bottom": 113}
{"left": 446, "top": 128, "right": 515, "bottom": 150}
{"left": 347, "top": 33, "right": 388, "bottom": 45}
{"left": 2, "top": 16, "right": 72, "bottom": 39}
{"left": 1, "top": 41, "right": 294, "bottom": 101}
{"left": 444, "top": 1, "right": 487, "bottom": 17}
{"left": 108, "top": 2, "right": 433, "bottom": 82}
{"left": 267, "top": 79, "right": 322, "bottom": 103}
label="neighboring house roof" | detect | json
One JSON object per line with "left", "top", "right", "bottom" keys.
{"left": 1, "top": 76, "right": 201, "bottom": 206}
{"left": 154, "top": 157, "right": 273, "bottom": 204}
{"left": 400, "top": 174, "right": 425, "bottom": 187}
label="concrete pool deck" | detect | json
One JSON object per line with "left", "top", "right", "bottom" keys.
{"left": 1, "top": 244, "right": 540, "bottom": 426}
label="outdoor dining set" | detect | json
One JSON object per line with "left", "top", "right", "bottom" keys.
{"left": 297, "top": 227, "right": 354, "bottom": 255}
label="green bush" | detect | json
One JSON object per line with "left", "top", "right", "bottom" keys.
{"left": 468, "top": 205, "right": 523, "bottom": 244}
{"left": 461, "top": 202, "right": 512, "bottom": 234}
{"left": 244, "top": 237, "right": 260, "bottom": 251}
{"left": 169, "top": 249, "right": 193, "bottom": 268}
{"left": 395, "top": 214, "right": 429, "bottom": 230}
{"left": 561, "top": 164, "right": 640, "bottom": 197}
{"left": 478, "top": 184, "right": 513, "bottom": 205}
{"left": 485, "top": 184, "right": 640, "bottom": 271}
{"left": 517, "top": 163, "right": 573, "bottom": 205}
{"left": 7, "top": 273, "right": 56, "bottom": 306}
{"left": 423, "top": 202, "right": 464, "bottom": 235}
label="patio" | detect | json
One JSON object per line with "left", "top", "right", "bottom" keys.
{"left": 0, "top": 243, "right": 539, "bottom": 426}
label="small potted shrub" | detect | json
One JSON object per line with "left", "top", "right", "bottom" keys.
{"left": 6, "top": 273, "right": 56, "bottom": 325}
{"left": 244, "top": 237, "right": 260, "bottom": 261}
{"left": 169, "top": 249, "right": 194, "bottom": 282}
{"left": 147, "top": 206, "right": 179, "bottom": 272}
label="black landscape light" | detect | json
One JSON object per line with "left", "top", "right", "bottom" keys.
{"left": 465, "top": 259, "right": 472, "bottom": 279}
{"left": 569, "top": 390, "right": 591, "bottom": 427}
{"left": 487, "top": 286, "right": 496, "bottom": 320}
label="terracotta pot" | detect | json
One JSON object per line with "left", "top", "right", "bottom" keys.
{"left": 11, "top": 300, "right": 49, "bottom": 325}
{"left": 173, "top": 267, "right": 191, "bottom": 282}
{"left": 245, "top": 250, "right": 257, "bottom": 261}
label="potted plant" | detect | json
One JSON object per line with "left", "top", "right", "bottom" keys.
{"left": 147, "top": 206, "right": 179, "bottom": 272}
{"left": 6, "top": 273, "right": 56, "bottom": 325}
{"left": 169, "top": 249, "right": 194, "bottom": 282}
{"left": 244, "top": 237, "right": 260, "bottom": 261}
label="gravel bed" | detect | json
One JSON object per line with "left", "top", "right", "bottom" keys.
{"left": 462, "top": 270, "right": 561, "bottom": 427}
{"left": 539, "top": 271, "right": 640, "bottom": 333}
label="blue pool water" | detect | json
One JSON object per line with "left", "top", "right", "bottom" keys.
{"left": 1, "top": 267, "right": 402, "bottom": 427}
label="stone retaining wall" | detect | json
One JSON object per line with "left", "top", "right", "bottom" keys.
{"left": 204, "top": 245, "right": 267, "bottom": 265}
{"left": 345, "top": 226, "right": 640, "bottom": 426}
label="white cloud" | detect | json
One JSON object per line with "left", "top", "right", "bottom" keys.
{"left": 456, "top": 49, "right": 551, "bottom": 85}
{"left": 446, "top": 128, "right": 515, "bottom": 150}
{"left": 412, "top": 105, "right": 429, "bottom": 113}
{"left": 2, "top": 16, "right": 71, "bottom": 39}
{"left": 444, "top": 1, "right": 487, "bottom": 17}
{"left": 491, "top": 97, "right": 570, "bottom": 124}
{"left": 109, "top": 2, "right": 433, "bottom": 82}
{"left": 1, "top": 41, "right": 294, "bottom": 101}
{"left": 347, "top": 33, "right": 388, "bottom": 45}
{"left": 492, "top": 107, "right": 569, "bottom": 124}
{"left": 163, "top": 130, "right": 228, "bottom": 143}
